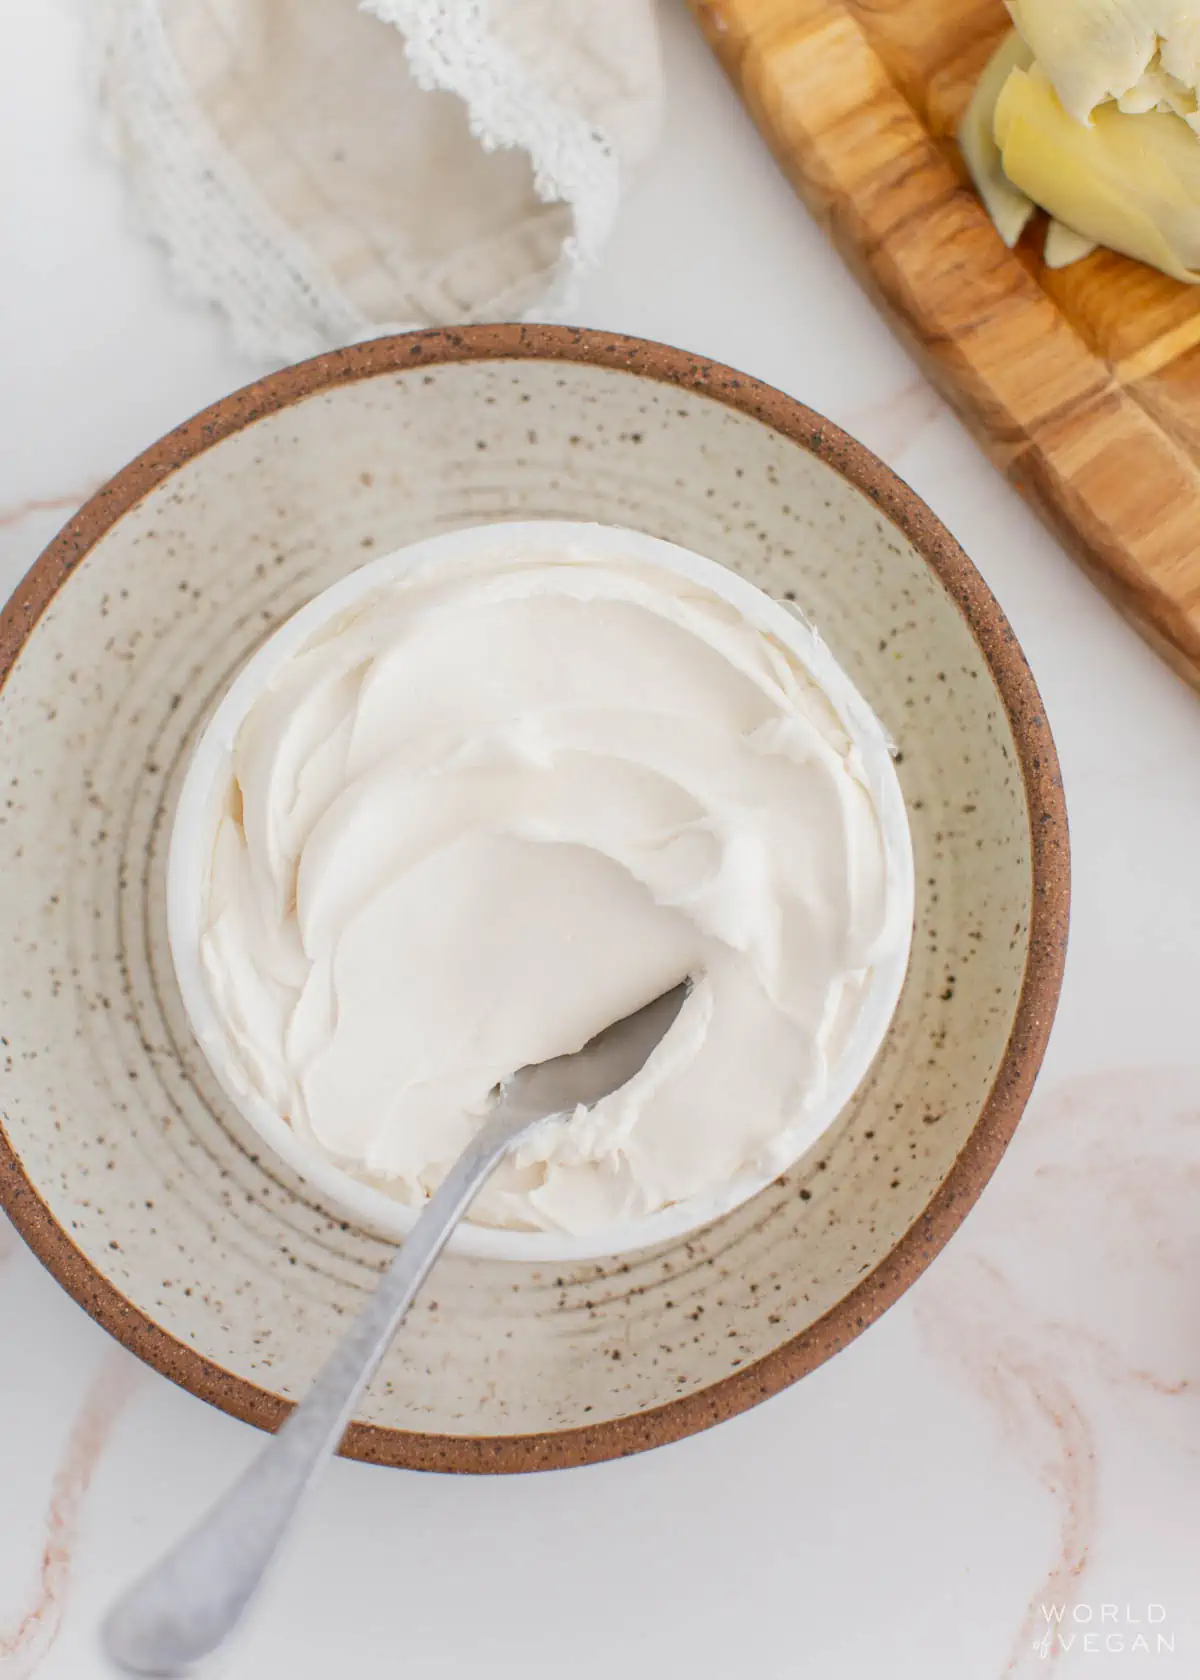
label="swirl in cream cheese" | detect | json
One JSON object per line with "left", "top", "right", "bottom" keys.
{"left": 198, "top": 539, "right": 907, "bottom": 1234}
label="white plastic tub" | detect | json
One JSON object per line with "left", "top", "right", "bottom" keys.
{"left": 168, "top": 520, "right": 914, "bottom": 1261}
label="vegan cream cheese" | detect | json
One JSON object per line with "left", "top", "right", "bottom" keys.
{"left": 195, "top": 537, "right": 909, "bottom": 1234}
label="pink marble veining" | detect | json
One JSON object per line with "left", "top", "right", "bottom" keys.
{"left": 842, "top": 378, "right": 946, "bottom": 467}
{"left": 0, "top": 1349, "right": 140, "bottom": 1679}
{"left": 0, "top": 491, "right": 94, "bottom": 534}
{"left": 920, "top": 1260, "right": 1099, "bottom": 1673}
{"left": 916, "top": 1068, "right": 1200, "bottom": 1675}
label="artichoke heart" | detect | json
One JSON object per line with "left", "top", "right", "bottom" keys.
{"left": 959, "top": 4, "right": 1200, "bottom": 283}
{"left": 995, "top": 62, "right": 1200, "bottom": 282}
{"left": 1008, "top": 0, "right": 1200, "bottom": 132}
{"left": 1043, "top": 219, "right": 1099, "bottom": 268}
{"left": 960, "top": 29, "right": 1037, "bottom": 245}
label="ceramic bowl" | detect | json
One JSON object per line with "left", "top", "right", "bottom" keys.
{"left": 167, "top": 519, "right": 915, "bottom": 1263}
{"left": 0, "top": 327, "right": 1068, "bottom": 1471}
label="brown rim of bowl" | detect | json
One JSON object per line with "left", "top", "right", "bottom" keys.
{"left": 0, "top": 325, "right": 1069, "bottom": 1473}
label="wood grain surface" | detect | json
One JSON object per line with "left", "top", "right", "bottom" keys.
{"left": 691, "top": 0, "right": 1200, "bottom": 688}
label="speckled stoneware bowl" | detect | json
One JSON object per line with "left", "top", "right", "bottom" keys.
{"left": 0, "top": 327, "right": 1068, "bottom": 1472}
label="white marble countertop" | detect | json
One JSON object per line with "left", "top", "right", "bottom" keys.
{"left": 3, "top": 4, "right": 1199, "bottom": 1676}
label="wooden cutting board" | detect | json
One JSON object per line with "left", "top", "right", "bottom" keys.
{"left": 690, "top": 0, "right": 1200, "bottom": 690}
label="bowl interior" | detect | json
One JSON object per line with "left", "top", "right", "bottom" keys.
{"left": 0, "top": 347, "right": 1042, "bottom": 1458}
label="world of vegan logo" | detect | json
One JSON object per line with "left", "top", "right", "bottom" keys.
{"left": 1033, "top": 1603, "right": 1174, "bottom": 1659}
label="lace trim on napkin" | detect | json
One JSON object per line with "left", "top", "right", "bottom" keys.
{"left": 94, "top": 0, "right": 366, "bottom": 362}
{"left": 90, "top": 0, "right": 635, "bottom": 364}
{"left": 363, "top": 0, "right": 621, "bottom": 310}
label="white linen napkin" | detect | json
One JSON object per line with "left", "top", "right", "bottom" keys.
{"left": 94, "top": 0, "right": 664, "bottom": 362}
